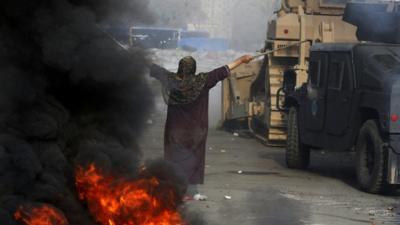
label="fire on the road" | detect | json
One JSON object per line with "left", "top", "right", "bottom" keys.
{"left": 14, "top": 204, "right": 69, "bottom": 225}
{"left": 75, "top": 163, "right": 185, "bottom": 225}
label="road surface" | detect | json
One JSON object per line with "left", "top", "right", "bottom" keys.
{"left": 141, "top": 50, "right": 400, "bottom": 225}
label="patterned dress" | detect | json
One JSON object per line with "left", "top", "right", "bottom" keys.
{"left": 151, "top": 65, "right": 230, "bottom": 184}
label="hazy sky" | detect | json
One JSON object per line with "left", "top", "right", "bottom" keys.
{"left": 146, "top": 0, "right": 276, "bottom": 50}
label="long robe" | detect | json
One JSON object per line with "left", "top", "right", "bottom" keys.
{"left": 151, "top": 66, "right": 230, "bottom": 184}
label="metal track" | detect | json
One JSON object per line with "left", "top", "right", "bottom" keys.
{"left": 267, "top": 64, "right": 287, "bottom": 145}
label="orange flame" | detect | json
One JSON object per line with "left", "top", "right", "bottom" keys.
{"left": 75, "top": 163, "right": 185, "bottom": 225}
{"left": 14, "top": 204, "right": 69, "bottom": 225}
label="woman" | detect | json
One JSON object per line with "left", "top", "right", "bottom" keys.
{"left": 150, "top": 54, "right": 253, "bottom": 198}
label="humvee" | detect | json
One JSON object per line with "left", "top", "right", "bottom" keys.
{"left": 282, "top": 43, "right": 400, "bottom": 193}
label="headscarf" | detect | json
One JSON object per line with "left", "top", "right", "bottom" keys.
{"left": 162, "top": 56, "right": 208, "bottom": 105}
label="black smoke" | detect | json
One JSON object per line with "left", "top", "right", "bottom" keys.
{"left": 343, "top": 2, "right": 400, "bottom": 44}
{"left": 0, "top": 0, "right": 184, "bottom": 224}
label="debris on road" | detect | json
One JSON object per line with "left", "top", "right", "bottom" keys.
{"left": 233, "top": 132, "right": 239, "bottom": 137}
{"left": 369, "top": 210, "right": 376, "bottom": 216}
{"left": 146, "top": 119, "right": 153, "bottom": 125}
{"left": 221, "top": 149, "right": 226, "bottom": 153}
{"left": 237, "top": 170, "right": 243, "bottom": 174}
{"left": 193, "top": 194, "right": 208, "bottom": 201}
{"left": 224, "top": 195, "right": 232, "bottom": 200}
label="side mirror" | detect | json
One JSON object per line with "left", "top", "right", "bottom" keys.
{"left": 283, "top": 70, "right": 297, "bottom": 93}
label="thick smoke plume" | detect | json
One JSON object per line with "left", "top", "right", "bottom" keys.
{"left": 0, "top": 1, "right": 191, "bottom": 225}
{"left": 343, "top": 2, "right": 400, "bottom": 44}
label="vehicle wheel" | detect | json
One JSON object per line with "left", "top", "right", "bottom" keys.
{"left": 286, "top": 107, "right": 310, "bottom": 169}
{"left": 356, "top": 120, "right": 392, "bottom": 194}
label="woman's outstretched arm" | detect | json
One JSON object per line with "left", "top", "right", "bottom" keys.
{"left": 227, "top": 55, "right": 254, "bottom": 71}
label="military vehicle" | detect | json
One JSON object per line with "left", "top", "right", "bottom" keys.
{"left": 282, "top": 42, "right": 400, "bottom": 193}
{"left": 221, "top": 0, "right": 359, "bottom": 145}
{"left": 276, "top": 1, "right": 400, "bottom": 193}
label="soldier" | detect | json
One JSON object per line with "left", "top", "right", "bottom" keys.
{"left": 150, "top": 55, "right": 253, "bottom": 199}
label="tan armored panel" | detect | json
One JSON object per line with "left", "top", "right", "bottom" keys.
{"left": 305, "top": 0, "right": 349, "bottom": 15}
{"left": 268, "top": 13, "right": 357, "bottom": 54}
{"left": 221, "top": 60, "right": 263, "bottom": 121}
{"left": 309, "top": 15, "right": 357, "bottom": 43}
{"left": 267, "top": 14, "right": 300, "bottom": 40}
{"left": 285, "top": 0, "right": 305, "bottom": 11}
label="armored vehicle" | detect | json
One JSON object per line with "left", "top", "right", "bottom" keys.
{"left": 282, "top": 43, "right": 400, "bottom": 193}
{"left": 221, "top": 0, "right": 358, "bottom": 145}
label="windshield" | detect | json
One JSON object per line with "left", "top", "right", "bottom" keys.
{"left": 376, "top": 48, "right": 400, "bottom": 73}
{"left": 356, "top": 45, "right": 400, "bottom": 74}
{"left": 354, "top": 45, "right": 400, "bottom": 93}
{"left": 374, "top": 55, "right": 399, "bottom": 71}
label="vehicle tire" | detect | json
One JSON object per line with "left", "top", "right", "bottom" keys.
{"left": 356, "top": 120, "right": 392, "bottom": 194}
{"left": 286, "top": 107, "right": 310, "bottom": 169}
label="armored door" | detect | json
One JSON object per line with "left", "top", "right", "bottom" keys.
{"left": 325, "top": 52, "right": 354, "bottom": 136}
{"left": 300, "top": 52, "right": 329, "bottom": 132}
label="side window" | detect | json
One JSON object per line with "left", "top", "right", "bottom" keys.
{"left": 309, "top": 60, "right": 321, "bottom": 87}
{"left": 328, "top": 53, "right": 353, "bottom": 90}
{"left": 328, "top": 62, "right": 344, "bottom": 89}
{"left": 341, "top": 59, "right": 352, "bottom": 90}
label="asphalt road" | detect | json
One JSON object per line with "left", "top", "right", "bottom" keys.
{"left": 143, "top": 50, "right": 400, "bottom": 225}
{"left": 140, "top": 96, "right": 400, "bottom": 225}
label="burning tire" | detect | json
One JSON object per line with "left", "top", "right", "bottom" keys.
{"left": 356, "top": 120, "right": 393, "bottom": 194}
{"left": 286, "top": 107, "right": 310, "bottom": 169}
